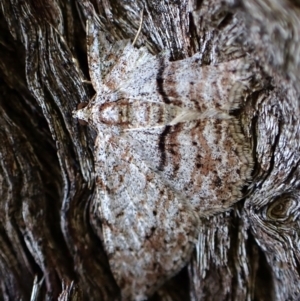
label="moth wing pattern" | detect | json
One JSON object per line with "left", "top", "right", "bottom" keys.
{"left": 91, "top": 132, "right": 198, "bottom": 300}
{"left": 123, "top": 117, "right": 252, "bottom": 214}
{"left": 87, "top": 18, "right": 155, "bottom": 93}
{"left": 115, "top": 55, "right": 254, "bottom": 213}
{"left": 81, "top": 16, "right": 256, "bottom": 300}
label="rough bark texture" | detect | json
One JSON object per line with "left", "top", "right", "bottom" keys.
{"left": 0, "top": 0, "right": 300, "bottom": 300}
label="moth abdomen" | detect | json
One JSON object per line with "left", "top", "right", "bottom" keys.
{"left": 97, "top": 99, "right": 190, "bottom": 129}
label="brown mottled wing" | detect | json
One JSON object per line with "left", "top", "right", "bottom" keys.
{"left": 90, "top": 131, "right": 198, "bottom": 300}
{"left": 123, "top": 117, "right": 252, "bottom": 215}
{"left": 87, "top": 18, "right": 156, "bottom": 94}
{"left": 117, "top": 56, "right": 254, "bottom": 214}
{"left": 114, "top": 53, "right": 253, "bottom": 111}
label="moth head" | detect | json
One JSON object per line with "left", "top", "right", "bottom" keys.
{"left": 73, "top": 102, "right": 90, "bottom": 125}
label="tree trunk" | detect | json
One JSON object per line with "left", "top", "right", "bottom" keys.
{"left": 0, "top": 0, "right": 299, "bottom": 300}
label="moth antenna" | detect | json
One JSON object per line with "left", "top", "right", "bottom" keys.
{"left": 132, "top": 7, "right": 144, "bottom": 46}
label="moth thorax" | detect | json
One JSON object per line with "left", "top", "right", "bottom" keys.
{"left": 97, "top": 102, "right": 127, "bottom": 125}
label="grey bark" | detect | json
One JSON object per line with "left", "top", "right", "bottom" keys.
{"left": 0, "top": 0, "right": 299, "bottom": 300}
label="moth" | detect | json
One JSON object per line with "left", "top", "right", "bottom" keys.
{"left": 75, "top": 17, "right": 254, "bottom": 300}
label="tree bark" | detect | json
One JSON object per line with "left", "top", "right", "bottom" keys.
{"left": 0, "top": 0, "right": 299, "bottom": 300}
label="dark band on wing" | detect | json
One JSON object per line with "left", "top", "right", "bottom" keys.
{"left": 156, "top": 56, "right": 171, "bottom": 104}
{"left": 158, "top": 125, "right": 171, "bottom": 171}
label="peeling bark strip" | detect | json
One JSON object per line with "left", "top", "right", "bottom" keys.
{"left": 1, "top": 0, "right": 300, "bottom": 300}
